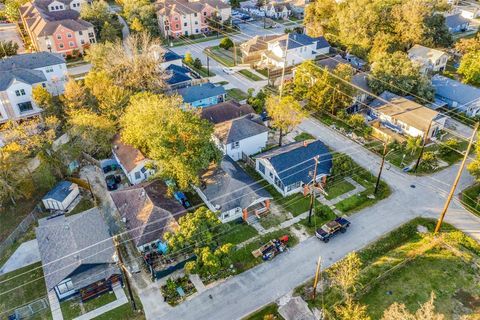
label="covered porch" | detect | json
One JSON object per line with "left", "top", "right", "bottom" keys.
{"left": 242, "top": 198, "right": 271, "bottom": 223}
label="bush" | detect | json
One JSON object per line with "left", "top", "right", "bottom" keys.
{"left": 193, "top": 58, "right": 202, "bottom": 69}
{"left": 184, "top": 52, "right": 193, "bottom": 65}
{"left": 438, "top": 138, "right": 459, "bottom": 156}
{"left": 219, "top": 37, "right": 234, "bottom": 50}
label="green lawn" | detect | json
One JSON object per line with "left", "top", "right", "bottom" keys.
{"left": 227, "top": 88, "right": 249, "bottom": 101}
{"left": 277, "top": 193, "right": 322, "bottom": 217}
{"left": 0, "top": 263, "right": 50, "bottom": 319}
{"left": 294, "top": 132, "right": 315, "bottom": 142}
{"left": 92, "top": 303, "right": 145, "bottom": 320}
{"left": 66, "top": 196, "right": 95, "bottom": 216}
{"left": 230, "top": 228, "right": 298, "bottom": 274}
{"left": 205, "top": 46, "right": 241, "bottom": 67}
{"left": 460, "top": 184, "right": 480, "bottom": 217}
{"left": 324, "top": 179, "right": 356, "bottom": 200}
{"left": 217, "top": 221, "right": 258, "bottom": 245}
{"left": 184, "top": 61, "right": 216, "bottom": 77}
{"left": 243, "top": 303, "right": 284, "bottom": 320}
{"left": 0, "top": 225, "right": 36, "bottom": 268}
{"left": 61, "top": 292, "right": 117, "bottom": 320}
{"left": 237, "top": 69, "right": 263, "bottom": 81}
{"left": 259, "top": 213, "right": 288, "bottom": 230}
{"left": 297, "top": 205, "right": 337, "bottom": 235}
{"left": 300, "top": 218, "right": 480, "bottom": 319}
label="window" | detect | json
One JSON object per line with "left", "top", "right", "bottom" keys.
{"left": 45, "top": 67, "right": 54, "bottom": 73}
{"left": 56, "top": 280, "right": 75, "bottom": 294}
{"left": 286, "top": 181, "right": 301, "bottom": 192}
{"left": 195, "top": 21, "right": 198, "bottom": 25}
{"left": 42, "top": 83, "right": 46, "bottom": 88}
{"left": 57, "top": 34, "right": 62, "bottom": 40}
{"left": 175, "top": 24, "right": 179, "bottom": 28}
{"left": 184, "top": 22, "right": 187, "bottom": 26}
{"left": 88, "top": 32, "right": 94, "bottom": 38}
{"left": 15, "top": 89, "right": 26, "bottom": 96}
{"left": 67, "top": 33, "right": 72, "bottom": 38}
{"left": 79, "top": 30, "right": 83, "bottom": 36}
{"left": 59, "top": 43, "right": 64, "bottom": 48}
{"left": 232, "top": 141, "right": 240, "bottom": 149}
{"left": 195, "top": 29, "right": 199, "bottom": 33}
{"left": 258, "top": 162, "right": 265, "bottom": 174}
{"left": 89, "top": 38, "right": 95, "bottom": 43}
{"left": 194, "top": 13, "right": 197, "bottom": 17}
{"left": 18, "top": 101, "right": 33, "bottom": 112}
{"left": 80, "top": 39, "right": 85, "bottom": 45}
{"left": 140, "top": 167, "right": 147, "bottom": 174}
{"left": 134, "top": 171, "right": 141, "bottom": 180}
{"left": 69, "top": 41, "right": 74, "bottom": 47}
{"left": 174, "top": 16, "right": 178, "bottom": 21}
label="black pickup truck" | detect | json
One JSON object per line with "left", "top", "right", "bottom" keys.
{"left": 315, "top": 217, "right": 351, "bottom": 243}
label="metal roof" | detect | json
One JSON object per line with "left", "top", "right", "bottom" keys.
{"left": 42, "top": 181, "right": 76, "bottom": 202}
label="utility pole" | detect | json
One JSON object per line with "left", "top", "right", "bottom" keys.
{"left": 207, "top": 56, "right": 210, "bottom": 76}
{"left": 312, "top": 256, "right": 321, "bottom": 300}
{"left": 113, "top": 236, "right": 137, "bottom": 311}
{"left": 308, "top": 155, "right": 320, "bottom": 224}
{"left": 374, "top": 141, "right": 388, "bottom": 195}
{"left": 435, "top": 122, "right": 479, "bottom": 233}
{"left": 279, "top": 34, "right": 289, "bottom": 98}
{"left": 233, "top": 42, "right": 237, "bottom": 66}
{"left": 413, "top": 120, "right": 433, "bottom": 173}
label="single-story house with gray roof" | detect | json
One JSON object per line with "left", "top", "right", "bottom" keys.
{"left": 42, "top": 181, "right": 80, "bottom": 211}
{"left": 36, "top": 208, "right": 121, "bottom": 301}
{"left": 213, "top": 114, "right": 269, "bottom": 161}
{"left": 432, "top": 74, "right": 480, "bottom": 117}
{"left": 195, "top": 156, "right": 272, "bottom": 223}
{"left": 254, "top": 140, "right": 333, "bottom": 197}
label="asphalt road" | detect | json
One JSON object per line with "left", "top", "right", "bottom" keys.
{"left": 145, "top": 118, "right": 480, "bottom": 320}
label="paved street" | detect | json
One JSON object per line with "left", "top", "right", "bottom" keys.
{"left": 145, "top": 117, "right": 480, "bottom": 320}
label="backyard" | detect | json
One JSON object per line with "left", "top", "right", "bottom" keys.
{"left": 296, "top": 218, "right": 480, "bottom": 319}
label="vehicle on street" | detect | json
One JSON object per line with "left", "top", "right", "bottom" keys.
{"left": 315, "top": 217, "right": 350, "bottom": 243}
{"left": 252, "top": 235, "right": 289, "bottom": 261}
{"left": 222, "top": 67, "right": 235, "bottom": 74}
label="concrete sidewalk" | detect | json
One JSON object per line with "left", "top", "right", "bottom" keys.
{"left": 0, "top": 240, "right": 40, "bottom": 275}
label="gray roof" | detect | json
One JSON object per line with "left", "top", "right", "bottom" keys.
{"left": 214, "top": 115, "right": 268, "bottom": 144}
{"left": 0, "top": 68, "right": 46, "bottom": 91}
{"left": 432, "top": 74, "right": 480, "bottom": 106}
{"left": 176, "top": 83, "right": 226, "bottom": 104}
{"left": 200, "top": 156, "right": 271, "bottom": 213}
{"left": 445, "top": 13, "right": 470, "bottom": 29}
{"left": 200, "top": 101, "right": 255, "bottom": 124}
{"left": 278, "top": 33, "right": 330, "bottom": 51}
{"left": 0, "top": 52, "right": 65, "bottom": 71}
{"left": 255, "top": 140, "right": 332, "bottom": 187}
{"left": 317, "top": 55, "right": 349, "bottom": 70}
{"left": 110, "top": 180, "right": 186, "bottom": 247}
{"left": 36, "top": 208, "right": 117, "bottom": 291}
{"left": 42, "top": 181, "right": 76, "bottom": 202}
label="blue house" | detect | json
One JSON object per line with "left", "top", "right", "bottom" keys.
{"left": 445, "top": 13, "right": 470, "bottom": 34}
{"left": 432, "top": 74, "right": 480, "bottom": 117}
{"left": 254, "top": 140, "right": 333, "bottom": 197}
{"left": 176, "top": 83, "right": 227, "bottom": 108}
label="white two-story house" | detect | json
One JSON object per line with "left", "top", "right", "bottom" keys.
{"left": 259, "top": 33, "right": 330, "bottom": 68}
{"left": 407, "top": 44, "right": 449, "bottom": 74}
{"left": 0, "top": 52, "right": 67, "bottom": 123}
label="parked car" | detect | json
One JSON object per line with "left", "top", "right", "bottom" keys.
{"left": 315, "top": 217, "right": 350, "bottom": 243}
{"left": 103, "top": 164, "right": 118, "bottom": 174}
{"left": 105, "top": 175, "right": 121, "bottom": 191}
{"left": 222, "top": 67, "right": 235, "bottom": 74}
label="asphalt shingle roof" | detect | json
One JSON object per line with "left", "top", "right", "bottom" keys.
{"left": 42, "top": 181, "right": 76, "bottom": 202}
{"left": 36, "top": 208, "right": 117, "bottom": 291}
{"left": 214, "top": 115, "right": 268, "bottom": 144}
{"left": 255, "top": 140, "right": 333, "bottom": 187}
{"left": 432, "top": 74, "right": 480, "bottom": 106}
{"left": 200, "top": 101, "right": 255, "bottom": 124}
{"left": 277, "top": 33, "right": 330, "bottom": 50}
{"left": 163, "top": 50, "right": 183, "bottom": 62}
{"left": 176, "top": 83, "right": 226, "bottom": 104}
{"left": 0, "top": 52, "right": 65, "bottom": 71}
{"left": 445, "top": 13, "right": 470, "bottom": 29}
{"left": 110, "top": 180, "right": 186, "bottom": 247}
{"left": 166, "top": 64, "right": 192, "bottom": 85}
{"left": 200, "top": 156, "right": 271, "bottom": 213}
{"left": 0, "top": 68, "right": 46, "bottom": 90}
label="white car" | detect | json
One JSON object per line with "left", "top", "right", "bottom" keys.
{"left": 222, "top": 67, "right": 235, "bottom": 75}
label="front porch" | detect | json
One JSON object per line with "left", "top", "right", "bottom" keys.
{"left": 242, "top": 199, "right": 271, "bottom": 223}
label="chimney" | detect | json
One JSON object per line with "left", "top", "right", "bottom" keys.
{"left": 303, "top": 140, "right": 308, "bottom": 147}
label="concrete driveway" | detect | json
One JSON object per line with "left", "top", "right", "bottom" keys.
{"left": 0, "top": 239, "right": 40, "bottom": 274}
{"left": 142, "top": 117, "right": 480, "bottom": 320}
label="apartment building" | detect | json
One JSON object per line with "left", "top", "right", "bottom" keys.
{"left": 20, "top": 0, "right": 96, "bottom": 56}
{"left": 156, "top": 0, "right": 231, "bottom": 38}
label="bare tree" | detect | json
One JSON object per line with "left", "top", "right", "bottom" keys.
{"left": 382, "top": 292, "right": 444, "bottom": 320}
{"left": 327, "top": 252, "right": 362, "bottom": 299}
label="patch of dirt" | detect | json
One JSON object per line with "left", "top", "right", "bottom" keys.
{"left": 289, "top": 225, "right": 310, "bottom": 242}
{"left": 455, "top": 289, "right": 480, "bottom": 310}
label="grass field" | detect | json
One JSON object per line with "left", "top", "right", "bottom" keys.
{"left": 0, "top": 262, "right": 50, "bottom": 319}
{"left": 298, "top": 218, "right": 480, "bottom": 319}
{"left": 217, "top": 221, "right": 258, "bottom": 245}
{"left": 243, "top": 303, "right": 284, "bottom": 320}
{"left": 324, "top": 179, "right": 356, "bottom": 200}
{"left": 238, "top": 69, "right": 263, "bottom": 81}
{"left": 460, "top": 184, "right": 480, "bottom": 216}
{"left": 227, "top": 88, "right": 249, "bottom": 101}
{"left": 61, "top": 292, "right": 117, "bottom": 319}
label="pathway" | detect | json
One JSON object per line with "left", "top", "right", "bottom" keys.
{"left": 318, "top": 177, "right": 366, "bottom": 215}
{"left": 189, "top": 274, "right": 207, "bottom": 293}
{"left": 0, "top": 240, "right": 40, "bottom": 274}
{"left": 47, "top": 290, "right": 63, "bottom": 320}
{"left": 73, "top": 286, "right": 127, "bottom": 320}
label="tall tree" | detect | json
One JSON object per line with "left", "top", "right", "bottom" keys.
{"left": 327, "top": 252, "right": 362, "bottom": 299}
{"left": 369, "top": 52, "right": 434, "bottom": 101}
{"left": 266, "top": 95, "right": 307, "bottom": 146}
{"left": 458, "top": 51, "right": 480, "bottom": 87}
{"left": 304, "top": 0, "right": 338, "bottom": 37}
{"left": 423, "top": 14, "right": 453, "bottom": 48}
{"left": 120, "top": 0, "right": 159, "bottom": 36}
{"left": 164, "top": 207, "right": 222, "bottom": 253}
{"left": 120, "top": 92, "right": 221, "bottom": 189}
{"left": 85, "top": 33, "right": 168, "bottom": 92}
{"left": 455, "top": 36, "right": 480, "bottom": 55}
{"left": 80, "top": 0, "right": 122, "bottom": 42}
{"left": 0, "top": 140, "right": 29, "bottom": 205}
{"left": 0, "top": 40, "right": 18, "bottom": 57}
{"left": 67, "top": 110, "right": 117, "bottom": 158}
{"left": 334, "top": 297, "right": 371, "bottom": 320}
{"left": 61, "top": 78, "right": 95, "bottom": 113}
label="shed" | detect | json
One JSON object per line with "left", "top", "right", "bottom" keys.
{"left": 42, "top": 181, "right": 79, "bottom": 211}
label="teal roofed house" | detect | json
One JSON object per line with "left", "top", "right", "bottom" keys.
{"left": 176, "top": 83, "right": 226, "bottom": 108}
